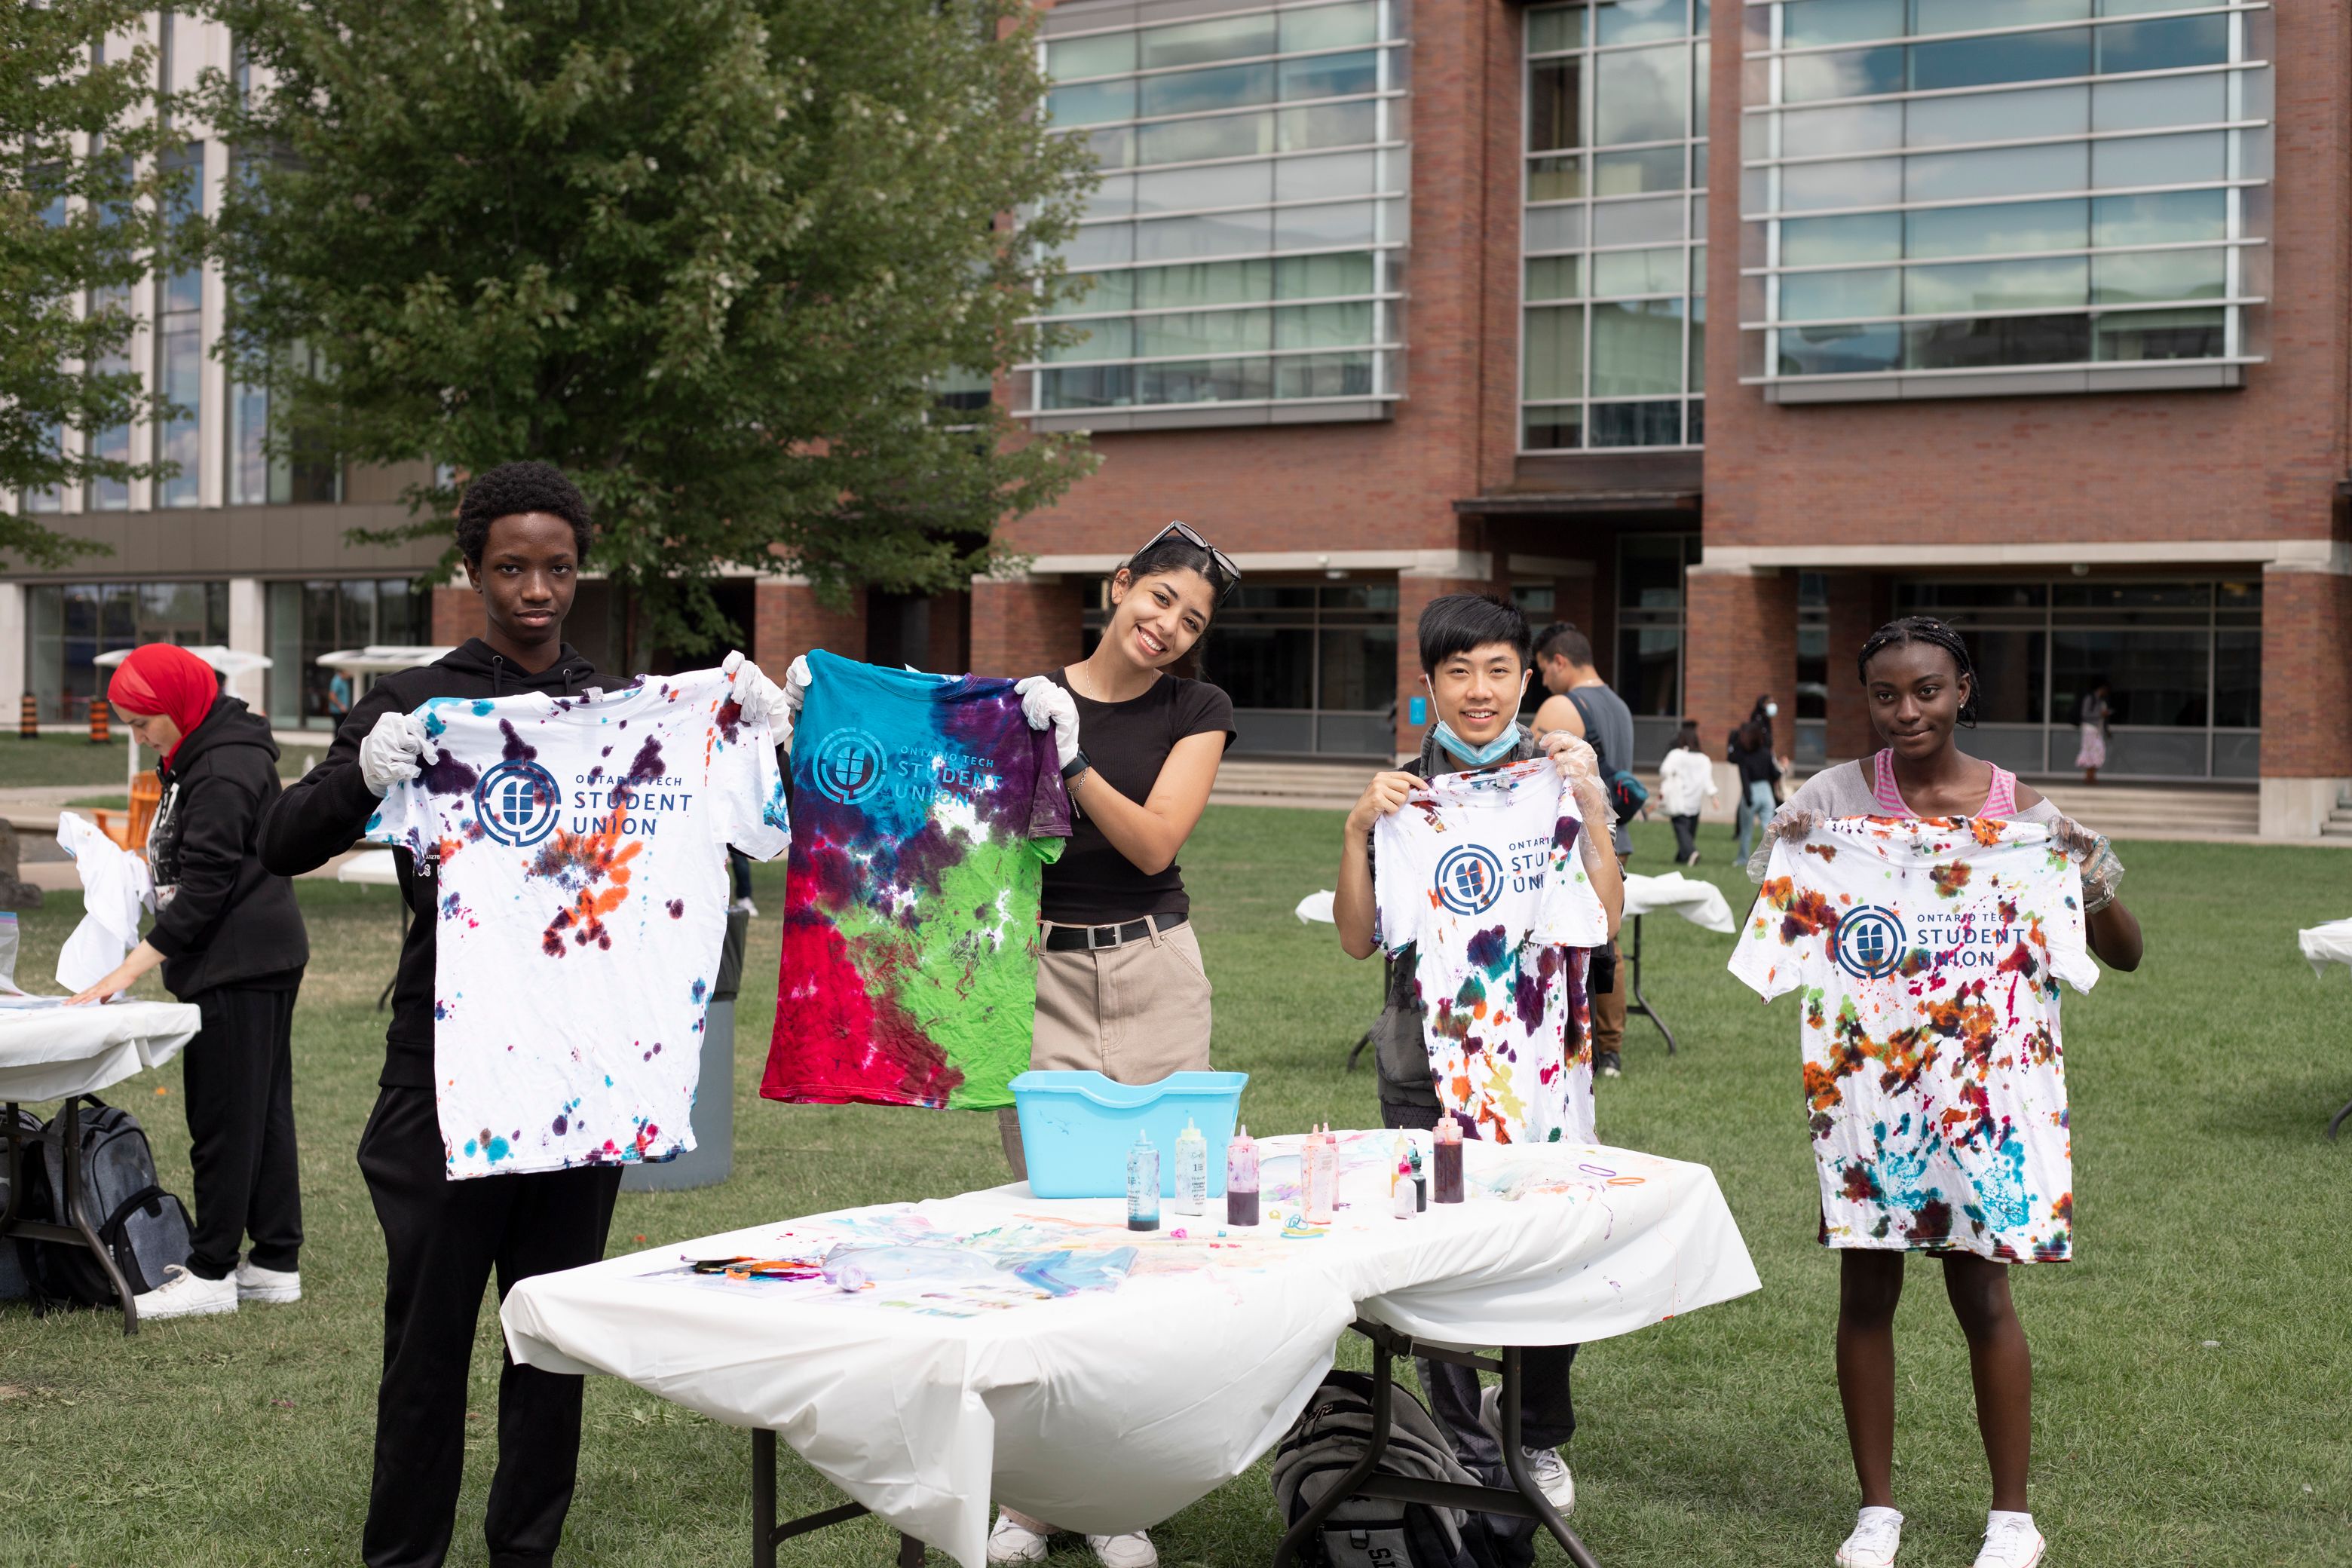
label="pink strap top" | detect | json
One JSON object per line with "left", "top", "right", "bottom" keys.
{"left": 1870, "top": 749, "right": 2017, "bottom": 819}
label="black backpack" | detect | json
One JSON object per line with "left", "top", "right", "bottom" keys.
{"left": 1, "top": 1105, "right": 41, "bottom": 1300}
{"left": 19, "top": 1096, "right": 194, "bottom": 1307}
{"left": 1271, "top": 1370, "right": 1499, "bottom": 1568}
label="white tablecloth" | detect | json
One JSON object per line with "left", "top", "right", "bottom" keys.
{"left": 1621, "top": 871, "right": 1738, "bottom": 933}
{"left": 0, "top": 998, "right": 204, "bottom": 1102}
{"left": 502, "top": 1132, "right": 1759, "bottom": 1567}
{"left": 337, "top": 850, "right": 401, "bottom": 887}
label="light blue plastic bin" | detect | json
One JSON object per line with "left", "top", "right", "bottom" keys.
{"left": 1009, "top": 1070, "right": 1248, "bottom": 1199}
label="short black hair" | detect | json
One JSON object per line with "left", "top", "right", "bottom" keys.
{"left": 1533, "top": 621, "right": 1594, "bottom": 667}
{"left": 1858, "top": 615, "right": 1980, "bottom": 726}
{"left": 455, "top": 461, "right": 595, "bottom": 565}
{"left": 1417, "top": 593, "right": 1531, "bottom": 675}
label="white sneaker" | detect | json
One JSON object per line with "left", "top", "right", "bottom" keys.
{"left": 234, "top": 1258, "right": 302, "bottom": 1303}
{"left": 1836, "top": 1505, "right": 1903, "bottom": 1568}
{"left": 1972, "top": 1513, "right": 2045, "bottom": 1568}
{"left": 1478, "top": 1384, "right": 1575, "bottom": 1511}
{"left": 1084, "top": 1533, "right": 1158, "bottom": 1568}
{"left": 986, "top": 1514, "right": 1050, "bottom": 1566}
{"left": 132, "top": 1263, "right": 237, "bottom": 1321}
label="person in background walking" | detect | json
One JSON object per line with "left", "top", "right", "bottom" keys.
{"left": 1729, "top": 716, "right": 1787, "bottom": 863}
{"left": 2075, "top": 675, "right": 2111, "bottom": 784}
{"left": 66, "top": 642, "right": 310, "bottom": 1322}
{"left": 1530, "top": 623, "right": 1634, "bottom": 1077}
{"left": 1656, "top": 720, "right": 1717, "bottom": 866}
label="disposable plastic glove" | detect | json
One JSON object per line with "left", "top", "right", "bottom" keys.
{"left": 1013, "top": 675, "right": 1081, "bottom": 770}
{"left": 359, "top": 711, "right": 438, "bottom": 797}
{"left": 721, "top": 650, "right": 798, "bottom": 746}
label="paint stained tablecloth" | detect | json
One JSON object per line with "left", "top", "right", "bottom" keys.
{"left": 0, "top": 997, "right": 202, "bottom": 1102}
{"left": 501, "top": 1131, "right": 1759, "bottom": 1567}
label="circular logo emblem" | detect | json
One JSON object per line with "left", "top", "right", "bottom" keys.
{"left": 1832, "top": 905, "right": 1907, "bottom": 980}
{"left": 813, "top": 729, "right": 887, "bottom": 805}
{"left": 1434, "top": 845, "right": 1505, "bottom": 916}
{"left": 475, "top": 759, "right": 561, "bottom": 847}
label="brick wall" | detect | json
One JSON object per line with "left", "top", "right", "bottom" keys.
{"left": 1686, "top": 568, "right": 1799, "bottom": 759}
{"left": 1823, "top": 573, "right": 1893, "bottom": 761}
{"left": 969, "top": 577, "right": 1085, "bottom": 679}
{"left": 2259, "top": 568, "right": 2352, "bottom": 778}
{"left": 430, "top": 585, "right": 474, "bottom": 648}
{"left": 753, "top": 582, "right": 867, "bottom": 674}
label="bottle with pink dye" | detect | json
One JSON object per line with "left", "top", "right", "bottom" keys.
{"left": 1226, "top": 1125, "right": 1260, "bottom": 1227}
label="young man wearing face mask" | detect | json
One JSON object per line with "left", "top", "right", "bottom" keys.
{"left": 1527, "top": 623, "right": 1636, "bottom": 1077}
{"left": 1333, "top": 593, "right": 1623, "bottom": 1515}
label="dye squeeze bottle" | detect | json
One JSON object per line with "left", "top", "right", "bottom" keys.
{"left": 1304, "top": 1125, "right": 1337, "bottom": 1224}
{"left": 1173, "top": 1118, "right": 1208, "bottom": 1215}
{"left": 1226, "top": 1125, "right": 1260, "bottom": 1227}
{"left": 1127, "top": 1131, "right": 1161, "bottom": 1233}
{"left": 1433, "top": 1118, "right": 1465, "bottom": 1205}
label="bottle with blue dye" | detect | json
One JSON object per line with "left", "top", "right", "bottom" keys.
{"left": 1126, "top": 1130, "right": 1161, "bottom": 1233}
{"left": 1172, "top": 1117, "right": 1208, "bottom": 1215}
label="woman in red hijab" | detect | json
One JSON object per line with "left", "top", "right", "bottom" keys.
{"left": 69, "top": 642, "right": 311, "bottom": 1322}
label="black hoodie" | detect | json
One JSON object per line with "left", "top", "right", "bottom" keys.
{"left": 145, "top": 694, "right": 311, "bottom": 998}
{"left": 260, "top": 638, "right": 605, "bottom": 1088}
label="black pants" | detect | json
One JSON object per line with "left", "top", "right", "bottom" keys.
{"left": 181, "top": 982, "right": 303, "bottom": 1280}
{"left": 1379, "top": 1100, "right": 1578, "bottom": 1455}
{"left": 1670, "top": 813, "right": 1699, "bottom": 862}
{"left": 357, "top": 1086, "right": 623, "bottom": 1568}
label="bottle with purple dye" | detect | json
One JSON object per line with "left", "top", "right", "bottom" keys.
{"left": 1126, "top": 1130, "right": 1161, "bottom": 1233}
{"left": 1433, "top": 1116, "right": 1465, "bottom": 1205}
{"left": 1225, "top": 1125, "right": 1260, "bottom": 1227}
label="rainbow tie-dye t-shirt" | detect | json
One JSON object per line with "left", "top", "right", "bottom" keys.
{"left": 761, "top": 651, "right": 1070, "bottom": 1112}
{"left": 1729, "top": 816, "right": 2098, "bottom": 1263}
{"left": 366, "top": 667, "right": 789, "bottom": 1179}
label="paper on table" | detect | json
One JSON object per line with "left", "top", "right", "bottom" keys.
{"left": 55, "top": 812, "right": 155, "bottom": 994}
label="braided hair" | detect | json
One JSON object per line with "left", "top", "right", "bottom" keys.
{"left": 1857, "top": 616, "right": 1980, "bottom": 727}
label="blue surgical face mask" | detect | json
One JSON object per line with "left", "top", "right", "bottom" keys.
{"left": 1434, "top": 719, "right": 1521, "bottom": 768}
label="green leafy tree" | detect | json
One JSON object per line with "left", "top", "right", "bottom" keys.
{"left": 1, "top": 1, "right": 187, "bottom": 568}
{"left": 197, "top": 0, "right": 1097, "bottom": 659}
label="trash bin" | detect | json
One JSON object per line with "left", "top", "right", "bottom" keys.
{"left": 622, "top": 908, "right": 750, "bottom": 1193}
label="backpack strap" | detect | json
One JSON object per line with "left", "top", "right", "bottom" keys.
{"left": 96, "top": 1184, "right": 169, "bottom": 1246}
{"left": 1563, "top": 691, "right": 1610, "bottom": 775}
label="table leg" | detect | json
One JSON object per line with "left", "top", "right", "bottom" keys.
{"left": 753, "top": 1429, "right": 776, "bottom": 1568}
{"left": 2330, "top": 1098, "right": 2352, "bottom": 1141}
{"left": 897, "top": 1533, "right": 925, "bottom": 1566}
{"left": 1625, "top": 915, "right": 1679, "bottom": 1056}
{"left": 56, "top": 1098, "right": 139, "bottom": 1334}
{"left": 1271, "top": 1343, "right": 1396, "bottom": 1568}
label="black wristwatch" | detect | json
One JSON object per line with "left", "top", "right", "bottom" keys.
{"left": 1061, "top": 749, "right": 1092, "bottom": 782}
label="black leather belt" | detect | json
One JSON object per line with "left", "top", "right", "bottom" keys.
{"left": 1043, "top": 911, "right": 1187, "bottom": 952}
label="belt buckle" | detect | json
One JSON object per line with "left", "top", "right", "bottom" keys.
{"left": 1087, "top": 923, "right": 1119, "bottom": 950}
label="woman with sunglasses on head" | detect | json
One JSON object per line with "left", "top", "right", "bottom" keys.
{"left": 991, "top": 523, "right": 1237, "bottom": 1568}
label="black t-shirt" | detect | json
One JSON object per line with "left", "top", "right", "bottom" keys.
{"left": 1040, "top": 669, "right": 1236, "bottom": 925}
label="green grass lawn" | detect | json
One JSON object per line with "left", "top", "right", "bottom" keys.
{"left": 1, "top": 732, "right": 329, "bottom": 791}
{"left": 3, "top": 810, "right": 2348, "bottom": 1567}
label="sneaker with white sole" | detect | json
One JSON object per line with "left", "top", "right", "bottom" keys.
{"left": 1972, "top": 1513, "right": 2045, "bottom": 1568}
{"left": 132, "top": 1263, "right": 237, "bottom": 1321}
{"left": 1084, "top": 1532, "right": 1158, "bottom": 1568}
{"left": 1477, "top": 1383, "right": 1575, "bottom": 1511}
{"left": 234, "top": 1258, "right": 301, "bottom": 1304}
{"left": 986, "top": 1514, "right": 1049, "bottom": 1566}
{"left": 1836, "top": 1505, "right": 1903, "bottom": 1568}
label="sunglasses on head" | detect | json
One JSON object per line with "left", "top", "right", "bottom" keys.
{"left": 1144, "top": 521, "right": 1242, "bottom": 602}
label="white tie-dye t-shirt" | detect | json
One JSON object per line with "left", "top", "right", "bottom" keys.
{"left": 366, "top": 667, "right": 788, "bottom": 1179}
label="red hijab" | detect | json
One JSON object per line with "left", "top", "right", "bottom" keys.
{"left": 107, "top": 643, "right": 221, "bottom": 767}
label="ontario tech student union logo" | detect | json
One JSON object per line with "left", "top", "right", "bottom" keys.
{"left": 813, "top": 728, "right": 887, "bottom": 805}
{"left": 476, "top": 759, "right": 561, "bottom": 847}
{"left": 1435, "top": 845, "right": 1505, "bottom": 916}
{"left": 1832, "top": 905, "right": 1908, "bottom": 980}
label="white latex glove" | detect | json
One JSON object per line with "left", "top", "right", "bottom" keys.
{"left": 1013, "top": 675, "right": 1081, "bottom": 770}
{"left": 721, "top": 650, "right": 797, "bottom": 744}
{"left": 359, "top": 710, "right": 438, "bottom": 798}
{"left": 783, "top": 654, "right": 811, "bottom": 717}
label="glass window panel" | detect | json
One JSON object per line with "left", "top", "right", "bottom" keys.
{"left": 2091, "top": 306, "right": 2223, "bottom": 360}
{"left": 1907, "top": 142, "right": 2087, "bottom": 201}
{"left": 1276, "top": 250, "right": 1374, "bottom": 298}
{"left": 1903, "top": 312, "right": 2091, "bottom": 369}
{"left": 1689, "top": 293, "right": 1707, "bottom": 383}
{"left": 1784, "top": 47, "right": 1905, "bottom": 103}
{"left": 1276, "top": 351, "right": 1375, "bottom": 398}
{"left": 1913, "top": 0, "right": 2088, "bottom": 34}
{"left": 2092, "top": 188, "right": 2225, "bottom": 246}
{"left": 1138, "top": 112, "right": 1274, "bottom": 166}
{"left": 1589, "top": 399, "right": 1686, "bottom": 446}
{"left": 1905, "top": 198, "right": 2087, "bottom": 258}
{"left": 1046, "top": 32, "right": 1135, "bottom": 81}
{"left": 1591, "top": 194, "right": 1685, "bottom": 243}
{"left": 1593, "top": 246, "right": 1686, "bottom": 296}
{"left": 1691, "top": 243, "right": 1707, "bottom": 296}
{"left": 1136, "top": 259, "right": 1272, "bottom": 308}
{"left": 1525, "top": 255, "right": 1583, "bottom": 300}
{"left": 1527, "top": 155, "right": 1585, "bottom": 200}
{"left": 1141, "top": 63, "right": 1276, "bottom": 119}
{"left": 1141, "top": 12, "right": 1277, "bottom": 70}
{"left": 1529, "top": 60, "right": 1584, "bottom": 152}
{"left": 1136, "top": 210, "right": 1274, "bottom": 261}
{"left": 1910, "top": 30, "right": 2090, "bottom": 93}
{"left": 1783, "top": 157, "right": 1903, "bottom": 210}
{"left": 2214, "top": 628, "right": 2259, "bottom": 730}
{"left": 1213, "top": 626, "right": 1317, "bottom": 708}
{"left": 1049, "top": 80, "right": 1136, "bottom": 127}
{"left": 1906, "top": 256, "right": 2087, "bottom": 313}
{"left": 1528, "top": 6, "right": 1587, "bottom": 54}
{"left": 1279, "top": 51, "right": 1379, "bottom": 103}
{"left": 1595, "top": 0, "right": 1690, "bottom": 46}
{"left": 1067, "top": 224, "right": 1135, "bottom": 266}
{"left": 1781, "top": 103, "right": 1904, "bottom": 158}
{"left": 2091, "top": 72, "right": 2227, "bottom": 133}
{"left": 1138, "top": 356, "right": 1272, "bottom": 404}
{"left": 1695, "top": 38, "right": 1710, "bottom": 122}
{"left": 1045, "top": 317, "right": 1132, "bottom": 363}
{"left": 1525, "top": 204, "right": 1589, "bottom": 252}
{"left": 1135, "top": 309, "right": 1272, "bottom": 356}
{"left": 1955, "top": 628, "right": 2047, "bottom": 724}
{"left": 157, "top": 316, "right": 203, "bottom": 507}
{"left": 1782, "top": 267, "right": 1902, "bottom": 320}
{"left": 1594, "top": 145, "right": 1686, "bottom": 195}
{"left": 1523, "top": 407, "right": 1585, "bottom": 449}
{"left": 1086, "top": 126, "right": 1136, "bottom": 170}
{"left": 1778, "top": 321, "right": 1903, "bottom": 375}
{"left": 1273, "top": 200, "right": 1376, "bottom": 250}
{"left": 1275, "top": 301, "right": 1374, "bottom": 348}
{"left": 1279, "top": 100, "right": 1379, "bottom": 152}
{"left": 1594, "top": 44, "right": 1689, "bottom": 145}
{"left": 1283, "top": 1, "right": 1380, "bottom": 52}
{"left": 1318, "top": 623, "right": 1398, "bottom": 711}
{"left": 2092, "top": 130, "right": 2223, "bottom": 189}
{"left": 1086, "top": 175, "right": 1137, "bottom": 220}
{"left": 1135, "top": 161, "right": 1271, "bottom": 213}
{"left": 1783, "top": 0, "right": 1904, "bottom": 49}
{"left": 2096, "top": 14, "right": 2228, "bottom": 75}
{"left": 1903, "top": 85, "right": 2087, "bottom": 149}
{"left": 1524, "top": 305, "right": 1587, "bottom": 400}
{"left": 2090, "top": 247, "right": 2225, "bottom": 304}
{"left": 1591, "top": 298, "right": 1686, "bottom": 394}
{"left": 2052, "top": 629, "right": 2207, "bottom": 727}
{"left": 1781, "top": 210, "right": 1902, "bottom": 264}
{"left": 1275, "top": 150, "right": 1377, "bottom": 203}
